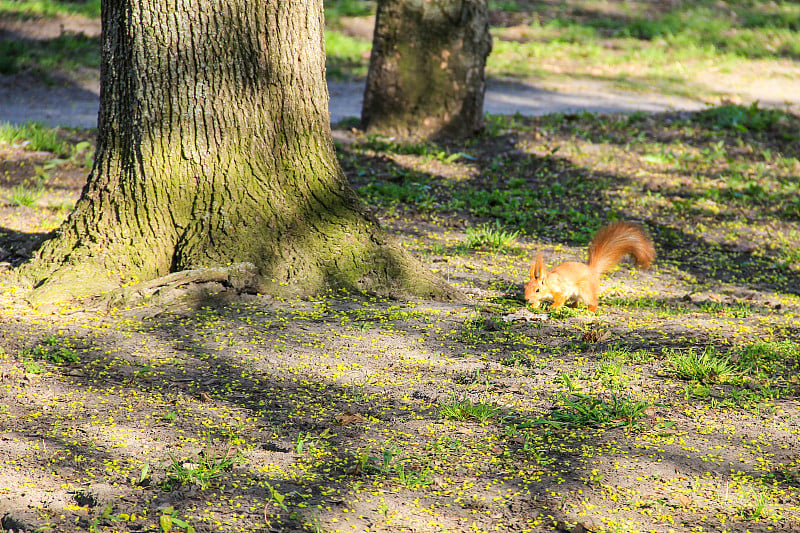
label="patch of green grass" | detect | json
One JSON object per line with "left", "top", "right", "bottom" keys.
{"left": 0, "top": 0, "right": 101, "bottom": 18}
{"left": 163, "top": 444, "right": 244, "bottom": 491}
{"left": 358, "top": 178, "right": 438, "bottom": 213}
{"left": 736, "top": 340, "right": 798, "bottom": 376}
{"left": 0, "top": 32, "right": 100, "bottom": 76}
{"left": 22, "top": 359, "right": 46, "bottom": 374}
{"left": 739, "top": 487, "right": 773, "bottom": 521}
{"left": 24, "top": 336, "right": 80, "bottom": 365}
{"left": 595, "top": 359, "right": 630, "bottom": 391}
{"left": 457, "top": 315, "right": 512, "bottom": 345}
{"left": 683, "top": 382, "right": 781, "bottom": 410}
{"left": 665, "top": 347, "right": 738, "bottom": 384}
{"left": 324, "top": 29, "right": 371, "bottom": 80}
{"left": 464, "top": 222, "right": 520, "bottom": 252}
{"left": 438, "top": 395, "right": 503, "bottom": 423}
{"left": 482, "top": 112, "right": 531, "bottom": 136}
{"left": 355, "top": 448, "right": 433, "bottom": 489}
{"left": 600, "top": 343, "right": 657, "bottom": 365}
{"left": 324, "top": 0, "right": 375, "bottom": 21}
{"left": 0, "top": 40, "right": 26, "bottom": 75}
{"left": 7, "top": 184, "right": 43, "bottom": 207}
{"left": 696, "top": 300, "right": 754, "bottom": 318}
{"left": 547, "top": 305, "right": 586, "bottom": 319}
{"left": 345, "top": 131, "right": 607, "bottom": 243}
{"left": 0, "top": 121, "right": 67, "bottom": 155}
{"left": 695, "top": 102, "right": 786, "bottom": 133}
{"left": 539, "top": 393, "right": 652, "bottom": 429}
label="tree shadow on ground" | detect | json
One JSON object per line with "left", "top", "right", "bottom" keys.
{"left": 0, "top": 227, "right": 51, "bottom": 265}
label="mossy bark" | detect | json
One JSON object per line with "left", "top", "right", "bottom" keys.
{"left": 361, "top": 0, "right": 492, "bottom": 139}
{"left": 21, "top": 0, "right": 458, "bottom": 304}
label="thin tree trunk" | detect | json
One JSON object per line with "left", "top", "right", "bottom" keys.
{"left": 362, "top": 0, "right": 492, "bottom": 139}
{"left": 21, "top": 0, "right": 457, "bottom": 304}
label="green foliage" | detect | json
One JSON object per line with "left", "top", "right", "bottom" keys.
{"left": 695, "top": 102, "right": 785, "bottom": 132}
{"left": 438, "top": 395, "right": 503, "bottom": 423}
{"left": 163, "top": 445, "right": 244, "bottom": 491}
{"left": 7, "top": 184, "right": 43, "bottom": 207}
{"left": 70, "top": 140, "right": 94, "bottom": 167}
{"left": 158, "top": 506, "right": 195, "bottom": 533}
{"left": 665, "top": 347, "right": 738, "bottom": 383}
{"left": 324, "top": 0, "right": 375, "bottom": 20}
{"left": 696, "top": 300, "right": 754, "bottom": 318}
{"left": 295, "top": 428, "right": 332, "bottom": 454}
{"left": 355, "top": 447, "right": 433, "bottom": 488}
{"left": 464, "top": 222, "right": 520, "bottom": 252}
{"left": 324, "top": 29, "right": 371, "bottom": 80}
{"left": 457, "top": 315, "right": 511, "bottom": 345}
{"left": 539, "top": 393, "right": 653, "bottom": 429}
{"left": 357, "top": 167, "right": 439, "bottom": 213}
{"left": 0, "top": 40, "right": 25, "bottom": 75}
{"left": 547, "top": 305, "right": 585, "bottom": 319}
{"left": 739, "top": 488, "right": 772, "bottom": 521}
{"left": 600, "top": 343, "right": 657, "bottom": 365}
{"left": 736, "top": 340, "right": 798, "bottom": 376}
{"left": 89, "top": 503, "right": 137, "bottom": 533}
{"left": 22, "top": 359, "right": 46, "bottom": 374}
{"left": 0, "top": 0, "right": 101, "bottom": 18}
{"left": 0, "top": 121, "right": 67, "bottom": 155}
{"left": 0, "top": 32, "right": 100, "bottom": 76}
{"left": 24, "top": 336, "right": 80, "bottom": 365}
{"left": 264, "top": 481, "right": 289, "bottom": 511}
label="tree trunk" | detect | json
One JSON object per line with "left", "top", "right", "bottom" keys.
{"left": 361, "top": 0, "right": 492, "bottom": 139}
{"left": 21, "top": 0, "right": 456, "bottom": 304}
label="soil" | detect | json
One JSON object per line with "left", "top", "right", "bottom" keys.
{"left": 2, "top": 11, "right": 800, "bottom": 533}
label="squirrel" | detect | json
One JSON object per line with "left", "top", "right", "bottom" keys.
{"left": 524, "top": 221, "right": 656, "bottom": 312}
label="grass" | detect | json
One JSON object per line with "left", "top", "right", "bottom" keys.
{"left": 23, "top": 335, "right": 80, "bottom": 365}
{"left": 665, "top": 347, "right": 738, "bottom": 383}
{"left": 438, "top": 395, "right": 503, "bottom": 423}
{"left": 0, "top": 0, "right": 101, "bottom": 18}
{"left": 324, "top": 29, "right": 371, "bottom": 80}
{"left": 464, "top": 222, "right": 520, "bottom": 252}
{"left": 163, "top": 444, "right": 244, "bottom": 491}
{"left": 695, "top": 101, "right": 790, "bottom": 133}
{"left": 0, "top": 32, "right": 100, "bottom": 76}
{"left": 538, "top": 393, "right": 653, "bottom": 429}
{"left": 0, "top": 121, "right": 68, "bottom": 155}
{"left": 7, "top": 184, "right": 43, "bottom": 207}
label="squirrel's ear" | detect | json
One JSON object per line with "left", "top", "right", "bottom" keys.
{"left": 532, "top": 251, "right": 545, "bottom": 280}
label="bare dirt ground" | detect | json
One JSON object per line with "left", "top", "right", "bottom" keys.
{"left": 2, "top": 11, "right": 800, "bottom": 533}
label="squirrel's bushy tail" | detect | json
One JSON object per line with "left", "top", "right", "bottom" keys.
{"left": 587, "top": 221, "right": 655, "bottom": 276}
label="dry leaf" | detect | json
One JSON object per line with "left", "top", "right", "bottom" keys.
{"left": 335, "top": 411, "right": 366, "bottom": 426}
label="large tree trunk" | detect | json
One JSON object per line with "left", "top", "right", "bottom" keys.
{"left": 21, "top": 0, "right": 456, "bottom": 304}
{"left": 361, "top": 0, "right": 492, "bottom": 139}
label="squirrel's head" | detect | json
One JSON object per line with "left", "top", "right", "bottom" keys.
{"left": 524, "top": 252, "right": 547, "bottom": 307}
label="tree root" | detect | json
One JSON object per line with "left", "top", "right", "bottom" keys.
{"left": 103, "top": 262, "right": 263, "bottom": 310}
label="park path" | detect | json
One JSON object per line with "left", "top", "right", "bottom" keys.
{"left": 0, "top": 77, "right": 708, "bottom": 130}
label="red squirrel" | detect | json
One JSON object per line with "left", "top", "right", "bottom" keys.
{"left": 525, "top": 221, "right": 655, "bottom": 312}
